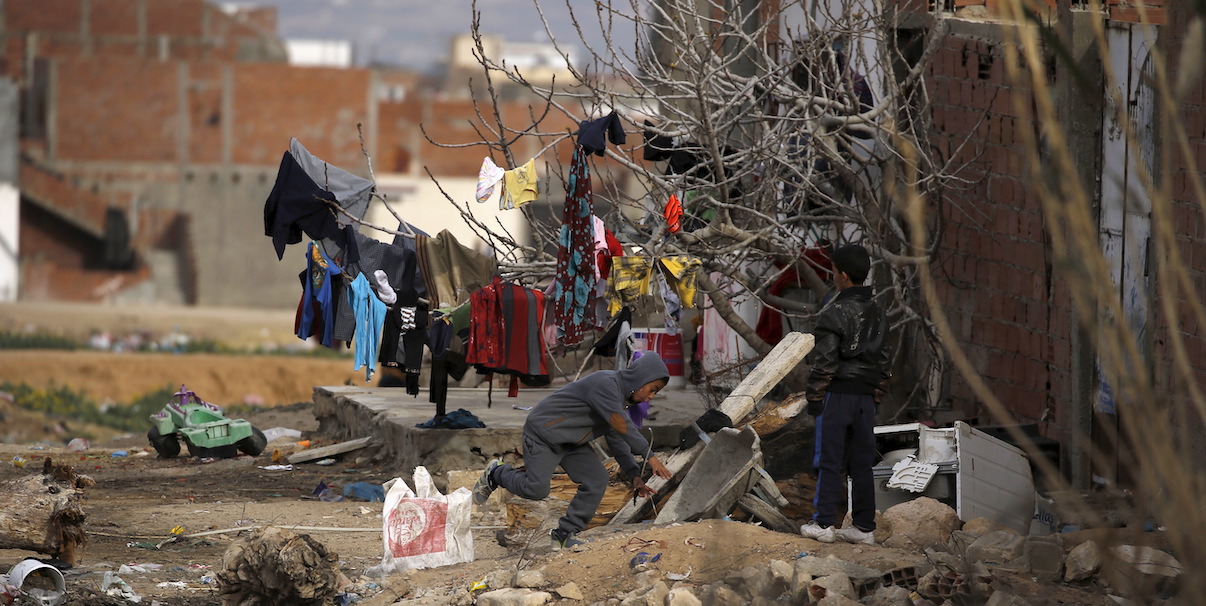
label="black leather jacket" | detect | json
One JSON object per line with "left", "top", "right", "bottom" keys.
{"left": 805, "top": 286, "right": 891, "bottom": 403}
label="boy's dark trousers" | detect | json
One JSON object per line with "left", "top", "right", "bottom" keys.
{"left": 811, "top": 391, "right": 878, "bottom": 531}
{"left": 493, "top": 431, "right": 610, "bottom": 535}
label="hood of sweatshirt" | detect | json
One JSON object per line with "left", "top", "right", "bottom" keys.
{"left": 616, "top": 352, "right": 670, "bottom": 399}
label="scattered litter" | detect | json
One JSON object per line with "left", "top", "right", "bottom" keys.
{"left": 119, "top": 563, "right": 163, "bottom": 574}
{"left": 258, "top": 464, "right": 294, "bottom": 471}
{"left": 271, "top": 449, "right": 285, "bottom": 464}
{"left": 29, "top": 445, "right": 47, "bottom": 451}
{"left": 11, "top": 456, "right": 25, "bottom": 468}
{"left": 156, "top": 581, "right": 187, "bottom": 589}
{"left": 297, "top": 440, "right": 312, "bottom": 448}
{"left": 311, "top": 481, "right": 344, "bottom": 502}
{"left": 343, "top": 482, "right": 385, "bottom": 502}
{"left": 624, "top": 536, "right": 667, "bottom": 552}
{"left": 67, "top": 438, "right": 90, "bottom": 452}
{"left": 261, "top": 427, "right": 303, "bottom": 443}
{"left": 469, "top": 577, "right": 488, "bottom": 593}
{"left": 315, "top": 458, "right": 337, "bottom": 466}
{"left": 132, "top": 450, "right": 151, "bottom": 457}
{"left": 359, "top": 507, "right": 373, "bottom": 515}
{"left": 511, "top": 405, "right": 532, "bottom": 411}
{"left": 628, "top": 552, "right": 661, "bottom": 572}
{"left": 666, "top": 567, "right": 692, "bottom": 581}
{"left": 102, "top": 571, "right": 141, "bottom": 602}
{"left": 111, "top": 451, "right": 128, "bottom": 458}
{"left": 683, "top": 537, "right": 705, "bottom": 549}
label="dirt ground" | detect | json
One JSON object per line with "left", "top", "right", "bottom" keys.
{"left": 0, "top": 303, "right": 1136, "bottom": 605}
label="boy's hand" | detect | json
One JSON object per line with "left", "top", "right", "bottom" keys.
{"left": 648, "top": 455, "right": 672, "bottom": 479}
{"left": 632, "top": 477, "right": 658, "bottom": 499}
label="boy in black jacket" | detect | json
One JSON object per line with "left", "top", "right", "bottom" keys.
{"left": 800, "top": 244, "right": 891, "bottom": 545}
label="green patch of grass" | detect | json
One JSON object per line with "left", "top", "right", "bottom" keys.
{"left": 1, "top": 382, "right": 182, "bottom": 434}
{"left": 0, "top": 331, "right": 80, "bottom": 350}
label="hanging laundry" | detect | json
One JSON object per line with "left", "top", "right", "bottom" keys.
{"left": 551, "top": 145, "right": 597, "bottom": 345}
{"left": 605, "top": 255, "right": 702, "bottom": 316}
{"left": 378, "top": 248, "right": 428, "bottom": 395}
{"left": 264, "top": 138, "right": 374, "bottom": 260}
{"left": 500, "top": 158, "right": 539, "bottom": 210}
{"left": 466, "top": 276, "right": 550, "bottom": 388}
{"left": 477, "top": 157, "right": 505, "bottom": 204}
{"left": 755, "top": 244, "right": 833, "bottom": 346}
{"left": 577, "top": 111, "right": 627, "bottom": 156}
{"left": 590, "top": 215, "right": 624, "bottom": 330}
{"left": 415, "top": 229, "right": 498, "bottom": 309}
{"left": 348, "top": 273, "right": 386, "bottom": 383}
{"left": 333, "top": 231, "right": 425, "bottom": 343}
{"left": 664, "top": 194, "right": 683, "bottom": 233}
{"left": 296, "top": 242, "right": 342, "bottom": 348}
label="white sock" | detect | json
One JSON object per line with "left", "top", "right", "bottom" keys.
{"left": 372, "top": 270, "right": 397, "bottom": 305}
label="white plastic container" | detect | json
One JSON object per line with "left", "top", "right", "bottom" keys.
{"left": 6, "top": 559, "right": 65, "bottom": 606}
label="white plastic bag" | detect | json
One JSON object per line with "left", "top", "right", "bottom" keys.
{"left": 372, "top": 466, "right": 474, "bottom": 573}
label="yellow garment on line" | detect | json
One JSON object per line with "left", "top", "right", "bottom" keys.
{"left": 606, "top": 255, "right": 701, "bottom": 315}
{"left": 501, "top": 158, "right": 539, "bottom": 210}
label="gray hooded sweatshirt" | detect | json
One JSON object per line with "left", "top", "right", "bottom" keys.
{"left": 524, "top": 352, "right": 669, "bottom": 478}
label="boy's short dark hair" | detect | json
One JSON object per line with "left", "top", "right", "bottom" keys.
{"left": 831, "top": 244, "right": 871, "bottom": 284}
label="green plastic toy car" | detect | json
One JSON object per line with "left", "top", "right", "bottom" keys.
{"left": 147, "top": 385, "right": 267, "bottom": 459}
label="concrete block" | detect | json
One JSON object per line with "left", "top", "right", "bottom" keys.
{"left": 1024, "top": 535, "right": 1065, "bottom": 582}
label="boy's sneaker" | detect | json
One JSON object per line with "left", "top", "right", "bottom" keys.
{"left": 472, "top": 459, "right": 502, "bottom": 505}
{"left": 835, "top": 526, "right": 876, "bottom": 545}
{"left": 800, "top": 522, "right": 836, "bottom": 543}
{"left": 550, "top": 528, "right": 587, "bottom": 551}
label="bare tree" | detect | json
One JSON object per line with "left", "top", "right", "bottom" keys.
{"left": 357, "top": 0, "right": 962, "bottom": 416}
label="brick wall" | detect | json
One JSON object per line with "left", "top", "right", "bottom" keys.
{"left": 3, "top": 0, "right": 282, "bottom": 66}
{"left": 924, "top": 25, "right": 1072, "bottom": 433}
{"left": 1155, "top": 3, "right": 1206, "bottom": 461}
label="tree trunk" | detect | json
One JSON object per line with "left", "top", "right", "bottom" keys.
{"left": 0, "top": 459, "right": 93, "bottom": 565}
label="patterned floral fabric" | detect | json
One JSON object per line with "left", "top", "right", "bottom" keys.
{"left": 552, "top": 145, "right": 597, "bottom": 345}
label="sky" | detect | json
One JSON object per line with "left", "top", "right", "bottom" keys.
{"left": 264, "top": 0, "right": 640, "bottom": 72}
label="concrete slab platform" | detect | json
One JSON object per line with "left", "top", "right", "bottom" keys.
{"left": 311, "top": 384, "right": 711, "bottom": 477}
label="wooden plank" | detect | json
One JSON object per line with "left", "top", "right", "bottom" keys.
{"left": 717, "top": 331, "right": 814, "bottom": 423}
{"left": 608, "top": 332, "right": 813, "bottom": 525}
{"left": 606, "top": 443, "right": 703, "bottom": 525}
{"left": 287, "top": 437, "right": 373, "bottom": 464}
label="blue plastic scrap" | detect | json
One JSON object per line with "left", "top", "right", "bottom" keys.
{"left": 343, "top": 482, "right": 385, "bottom": 502}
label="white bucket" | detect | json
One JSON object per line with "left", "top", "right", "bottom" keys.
{"left": 6, "top": 559, "right": 65, "bottom": 606}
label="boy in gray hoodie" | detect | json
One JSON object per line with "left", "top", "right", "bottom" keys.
{"left": 472, "top": 352, "right": 673, "bottom": 549}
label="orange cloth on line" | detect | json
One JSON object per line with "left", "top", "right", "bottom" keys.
{"left": 664, "top": 194, "right": 683, "bottom": 233}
